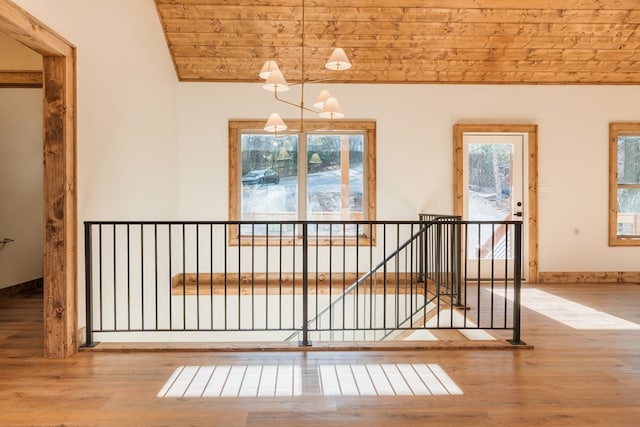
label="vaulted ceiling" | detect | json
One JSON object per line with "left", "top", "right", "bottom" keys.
{"left": 155, "top": 0, "right": 640, "bottom": 84}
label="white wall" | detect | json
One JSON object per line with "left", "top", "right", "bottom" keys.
{"left": 10, "top": 0, "right": 640, "bottom": 302}
{"left": 178, "top": 83, "right": 640, "bottom": 272}
{"left": 0, "top": 88, "right": 43, "bottom": 289}
{"left": 12, "top": 0, "right": 181, "bottom": 222}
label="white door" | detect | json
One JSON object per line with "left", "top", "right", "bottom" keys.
{"left": 462, "top": 133, "right": 528, "bottom": 280}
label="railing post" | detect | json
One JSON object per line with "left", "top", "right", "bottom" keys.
{"left": 435, "top": 222, "right": 442, "bottom": 297}
{"left": 418, "top": 215, "right": 425, "bottom": 283}
{"left": 454, "top": 219, "right": 462, "bottom": 307}
{"left": 509, "top": 222, "right": 525, "bottom": 345}
{"left": 300, "top": 223, "right": 311, "bottom": 346}
{"left": 83, "top": 222, "right": 96, "bottom": 347}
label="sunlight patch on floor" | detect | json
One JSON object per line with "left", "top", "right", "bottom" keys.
{"left": 319, "top": 363, "right": 463, "bottom": 396}
{"left": 405, "top": 310, "right": 496, "bottom": 341}
{"left": 157, "top": 365, "right": 302, "bottom": 398}
{"left": 493, "top": 288, "right": 640, "bottom": 330}
{"left": 158, "top": 363, "right": 463, "bottom": 398}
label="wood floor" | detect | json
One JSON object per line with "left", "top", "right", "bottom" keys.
{"left": 1, "top": 283, "right": 640, "bottom": 426}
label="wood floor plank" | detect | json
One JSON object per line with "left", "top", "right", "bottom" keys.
{"left": 1, "top": 284, "right": 640, "bottom": 425}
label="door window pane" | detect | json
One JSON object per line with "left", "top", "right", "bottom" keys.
{"left": 467, "top": 143, "right": 514, "bottom": 260}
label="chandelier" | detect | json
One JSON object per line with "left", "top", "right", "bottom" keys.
{"left": 258, "top": 0, "right": 352, "bottom": 133}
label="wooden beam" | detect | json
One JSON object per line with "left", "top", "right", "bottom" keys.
{"left": 0, "top": 70, "right": 43, "bottom": 88}
{"left": 42, "top": 54, "right": 77, "bottom": 358}
{"left": 0, "top": 0, "right": 73, "bottom": 56}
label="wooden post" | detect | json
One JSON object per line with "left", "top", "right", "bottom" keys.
{"left": 43, "top": 54, "right": 77, "bottom": 358}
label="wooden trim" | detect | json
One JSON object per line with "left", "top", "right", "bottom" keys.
{"left": 527, "top": 126, "right": 539, "bottom": 282}
{"left": 87, "top": 339, "right": 532, "bottom": 352}
{"left": 0, "top": 0, "right": 77, "bottom": 358}
{"left": 42, "top": 55, "right": 77, "bottom": 358}
{"left": 538, "top": 271, "right": 640, "bottom": 284}
{"left": 171, "top": 272, "right": 425, "bottom": 295}
{"left": 0, "top": 70, "right": 42, "bottom": 88}
{"left": 0, "top": 1, "right": 73, "bottom": 57}
{"left": 608, "top": 122, "right": 640, "bottom": 246}
{"left": 453, "top": 123, "right": 539, "bottom": 282}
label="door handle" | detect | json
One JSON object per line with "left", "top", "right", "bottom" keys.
{"left": 514, "top": 211, "right": 523, "bottom": 217}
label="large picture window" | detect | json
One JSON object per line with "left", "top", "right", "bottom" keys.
{"left": 229, "top": 120, "right": 376, "bottom": 244}
{"left": 609, "top": 123, "right": 640, "bottom": 246}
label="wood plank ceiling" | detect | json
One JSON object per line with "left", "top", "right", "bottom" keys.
{"left": 155, "top": 0, "right": 640, "bottom": 84}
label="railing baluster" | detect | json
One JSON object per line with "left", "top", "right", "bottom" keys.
{"left": 113, "top": 224, "right": 117, "bottom": 331}
{"left": 251, "top": 223, "right": 255, "bottom": 331}
{"left": 224, "top": 224, "right": 228, "bottom": 331}
{"left": 140, "top": 224, "right": 144, "bottom": 331}
{"left": 84, "top": 223, "right": 94, "bottom": 347}
{"left": 196, "top": 224, "right": 200, "bottom": 330}
{"left": 98, "top": 224, "right": 103, "bottom": 333}
{"left": 168, "top": 224, "right": 172, "bottom": 330}
{"left": 182, "top": 224, "right": 186, "bottom": 331}
{"left": 264, "top": 224, "right": 270, "bottom": 329}
{"left": 210, "top": 224, "right": 214, "bottom": 330}
{"left": 279, "top": 224, "right": 283, "bottom": 331}
{"left": 510, "top": 222, "right": 524, "bottom": 345}
{"left": 301, "top": 223, "right": 310, "bottom": 346}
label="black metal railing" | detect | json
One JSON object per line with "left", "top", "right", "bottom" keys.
{"left": 84, "top": 218, "right": 524, "bottom": 347}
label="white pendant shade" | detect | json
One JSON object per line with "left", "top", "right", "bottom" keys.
{"left": 263, "top": 69, "right": 289, "bottom": 92}
{"left": 313, "top": 90, "right": 332, "bottom": 109}
{"left": 319, "top": 96, "right": 344, "bottom": 119}
{"left": 325, "top": 48, "right": 351, "bottom": 71}
{"left": 259, "top": 60, "right": 280, "bottom": 79}
{"left": 264, "top": 113, "right": 288, "bottom": 133}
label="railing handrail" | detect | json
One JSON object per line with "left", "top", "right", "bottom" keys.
{"left": 84, "top": 219, "right": 521, "bottom": 226}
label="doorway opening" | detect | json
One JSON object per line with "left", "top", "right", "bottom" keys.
{"left": 0, "top": 0, "right": 77, "bottom": 358}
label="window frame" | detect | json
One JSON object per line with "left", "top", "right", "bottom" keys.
{"left": 229, "top": 119, "right": 376, "bottom": 245}
{"left": 609, "top": 122, "right": 640, "bottom": 246}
